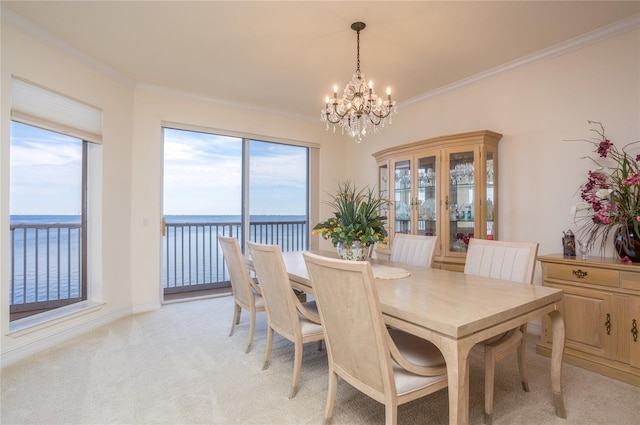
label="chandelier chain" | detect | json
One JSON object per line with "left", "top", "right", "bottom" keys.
{"left": 356, "top": 28, "right": 360, "bottom": 73}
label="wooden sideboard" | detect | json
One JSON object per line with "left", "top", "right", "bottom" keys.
{"left": 537, "top": 254, "right": 640, "bottom": 386}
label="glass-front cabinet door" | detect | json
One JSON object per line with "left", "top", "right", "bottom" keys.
{"left": 393, "top": 158, "right": 412, "bottom": 234}
{"left": 417, "top": 154, "right": 438, "bottom": 239}
{"left": 378, "top": 162, "right": 389, "bottom": 221}
{"left": 485, "top": 149, "right": 497, "bottom": 240}
{"left": 445, "top": 148, "right": 476, "bottom": 256}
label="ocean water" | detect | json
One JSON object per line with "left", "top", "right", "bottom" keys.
{"left": 163, "top": 215, "right": 308, "bottom": 287}
{"left": 9, "top": 215, "right": 308, "bottom": 305}
{"left": 10, "top": 215, "right": 81, "bottom": 305}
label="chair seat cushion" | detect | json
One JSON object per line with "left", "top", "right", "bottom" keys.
{"left": 393, "top": 363, "right": 448, "bottom": 396}
{"left": 388, "top": 329, "right": 448, "bottom": 395}
{"left": 389, "top": 329, "right": 445, "bottom": 367}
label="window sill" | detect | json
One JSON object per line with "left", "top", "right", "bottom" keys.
{"left": 8, "top": 300, "right": 105, "bottom": 337}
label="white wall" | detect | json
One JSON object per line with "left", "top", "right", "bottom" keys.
{"left": 1, "top": 15, "right": 638, "bottom": 364}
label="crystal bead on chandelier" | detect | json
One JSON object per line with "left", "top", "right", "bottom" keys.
{"left": 321, "top": 22, "right": 397, "bottom": 143}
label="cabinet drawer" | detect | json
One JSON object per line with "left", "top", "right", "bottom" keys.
{"left": 620, "top": 271, "right": 640, "bottom": 292}
{"left": 546, "top": 263, "right": 619, "bottom": 288}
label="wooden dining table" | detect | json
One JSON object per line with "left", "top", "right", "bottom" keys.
{"left": 277, "top": 250, "right": 567, "bottom": 425}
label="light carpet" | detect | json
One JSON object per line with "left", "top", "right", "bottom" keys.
{"left": 1, "top": 295, "right": 638, "bottom": 424}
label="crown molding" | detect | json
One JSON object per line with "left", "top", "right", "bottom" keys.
{"left": 401, "top": 13, "right": 640, "bottom": 109}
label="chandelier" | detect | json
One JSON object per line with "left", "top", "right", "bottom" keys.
{"left": 321, "top": 22, "right": 397, "bottom": 143}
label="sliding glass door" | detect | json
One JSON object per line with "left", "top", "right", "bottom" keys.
{"left": 162, "top": 127, "right": 309, "bottom": 298}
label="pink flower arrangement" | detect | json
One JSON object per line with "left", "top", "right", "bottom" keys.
{"left": 575, "top": 121, "right": 640, "bottom": 252}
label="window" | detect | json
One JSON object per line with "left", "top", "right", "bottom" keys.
{"left": 9, "top": 122, "right": 87, "bottom": 319}
{"left": 8, "top": 77, "right": 102, "bottom": 321}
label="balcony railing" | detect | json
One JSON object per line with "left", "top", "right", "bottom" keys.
{"left": 9, "top": 219, "right": 309, "bottom": 318}
{"left": 163, "top": 219, "right": 308, "bottom": 294}
{"left": 9, "top": 222, "right": 83, "bottom": 315}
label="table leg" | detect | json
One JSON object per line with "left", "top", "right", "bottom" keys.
{"left": 549, "top": 308, "right": 567, "bottom": 419}
{"left": 440, "top": 339, "right": 474, "bottom": 425}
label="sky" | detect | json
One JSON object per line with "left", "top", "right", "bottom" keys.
{"left": 10, "top": 122, "right": 82, "bottom": 215}
{"left": 9, "top": 122, "right": 308, "bottom": 216}
{"left": 163, "top": 128, "right": 308, "bottom": 216}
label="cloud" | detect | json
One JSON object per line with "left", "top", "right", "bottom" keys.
{"left": 163, "top": 129, "right": 308, "bottom": 215}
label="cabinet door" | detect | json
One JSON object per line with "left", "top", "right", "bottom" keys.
{"left": 627, "top": 296, "right": 640, "bottom": 369}
{"left": 484, "top": 148, "right": 497, "bottom": 240}
{"left": 444, "top": 147, "right": 476, "bottom": 256}
{"left": 416, "top": 153, "right": 438, "bottom": 244}
{"left": 378, "top": 162, "right": 389, "bottom": 221}
{"left": 545, "top": 284, "right": 614, "bottom": 358}
{"left": 392, "top": 157, "right": 412, "bottom": 235}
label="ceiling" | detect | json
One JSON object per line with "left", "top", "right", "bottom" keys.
{"left": 2, "top": 1, "right": 639, "bottom": 120}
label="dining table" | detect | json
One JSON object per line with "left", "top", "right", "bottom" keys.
{"left": 276, "top": 250, "right": 567, "bottom": 425}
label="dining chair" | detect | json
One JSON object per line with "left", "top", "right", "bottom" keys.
{"left": 218, "top": 236, "right": 265, "bottom": 354}
{"left": 303, "top": 252, "right": 448, "bottom": 425}
{"left": 247, "top": 242, "right": 324, "bottom": 399}
{"left": 464, "top": 238, "right": 539, "bottom": 425}
{"left": 389, "top": 233, "right": 438, "bottom": 267}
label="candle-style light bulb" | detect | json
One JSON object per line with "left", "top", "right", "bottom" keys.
{"left": 368, "top": 80, "right": 373, "bottom": 89}
{"left": 333, "top": 85, "right": 338, "bottom": 98}
{"left": 386, "top": 86, "right": 392, "bottom": 100}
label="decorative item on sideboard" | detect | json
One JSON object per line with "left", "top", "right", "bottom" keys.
{"left": 562, "top": 230, "right": 576, "bottom": 257}
{"left": 572, "top": 121, "right": 640, "bottom": 262}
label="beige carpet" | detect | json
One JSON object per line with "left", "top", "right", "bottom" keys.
{"left": 1, "top": 295, "right": 638, "bottom": 424}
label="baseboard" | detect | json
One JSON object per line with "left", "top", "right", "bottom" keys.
{"left": 131, "top": 300, "right": 162, "bottom": 314}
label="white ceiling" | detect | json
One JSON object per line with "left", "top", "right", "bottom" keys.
{"left": 2, "top": 1, "right": 639, "bottom": 120}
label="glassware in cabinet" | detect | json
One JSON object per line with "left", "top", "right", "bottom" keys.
{"left": 447, "top": 150, "right": 475, "bottom": 254}
{"left": 393, "top": 159, "right": 412, "bottom": 234}
{"left": 417, "top": 155, "right": 437, "bottom": 238}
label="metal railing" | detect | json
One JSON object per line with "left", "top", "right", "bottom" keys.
{"left": 9, "top": 223, "right": 83, "bottom": 314}
{"left": 163, "top": 219, "right": 308, "bottom": 294}
{"left": 8, "top": 219, "right": 309, "bottom": 314}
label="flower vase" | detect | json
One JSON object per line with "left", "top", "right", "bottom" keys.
{"left": 336, "top": 240, "right": 370, "bottom": 261}
{"left": 614, "top": 226, "right": 640, "bottom": 262}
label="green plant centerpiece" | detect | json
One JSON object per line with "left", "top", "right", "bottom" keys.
{"left": 312, "top": 181, "right": 389, "bottom": 261}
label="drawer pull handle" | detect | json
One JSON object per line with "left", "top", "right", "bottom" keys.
{"left": 605, "top": 313, "right": 611, "bottom": 335}
{"left": 632, "top": 319, "right": 638, "bottom": 342}
{"left": 572, "top": 269, "right": 588, "bottom": 279}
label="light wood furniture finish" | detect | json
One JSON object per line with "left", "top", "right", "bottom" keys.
{"left": 464, "top": 239, "right": 539, "bottom": 425}
{"left": 247, "top": 242, "right": 324, "bottom": 399}
{"left": 218, "top": 236, "right": 265, "bottom": 353}
{"left": 537, "top": 254, "right": 640, "bottom": 386}
{"left": 376, "top": 233, "right": 438, "bottom": 267}
{"left": 303, "top": 252, "right": 448, "bottom": 425}
{"left": 281, "top": 250, "right": 566, "bottom": 425}
{"left": 373, "top": 130, "right": 501, "bottom": 271}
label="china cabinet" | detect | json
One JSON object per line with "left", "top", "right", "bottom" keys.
{"left": 373, "top": 130, "right": 501, "bottom": 271}
{"left": 537, "top": 254, "right": 640, "bottom": 386}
